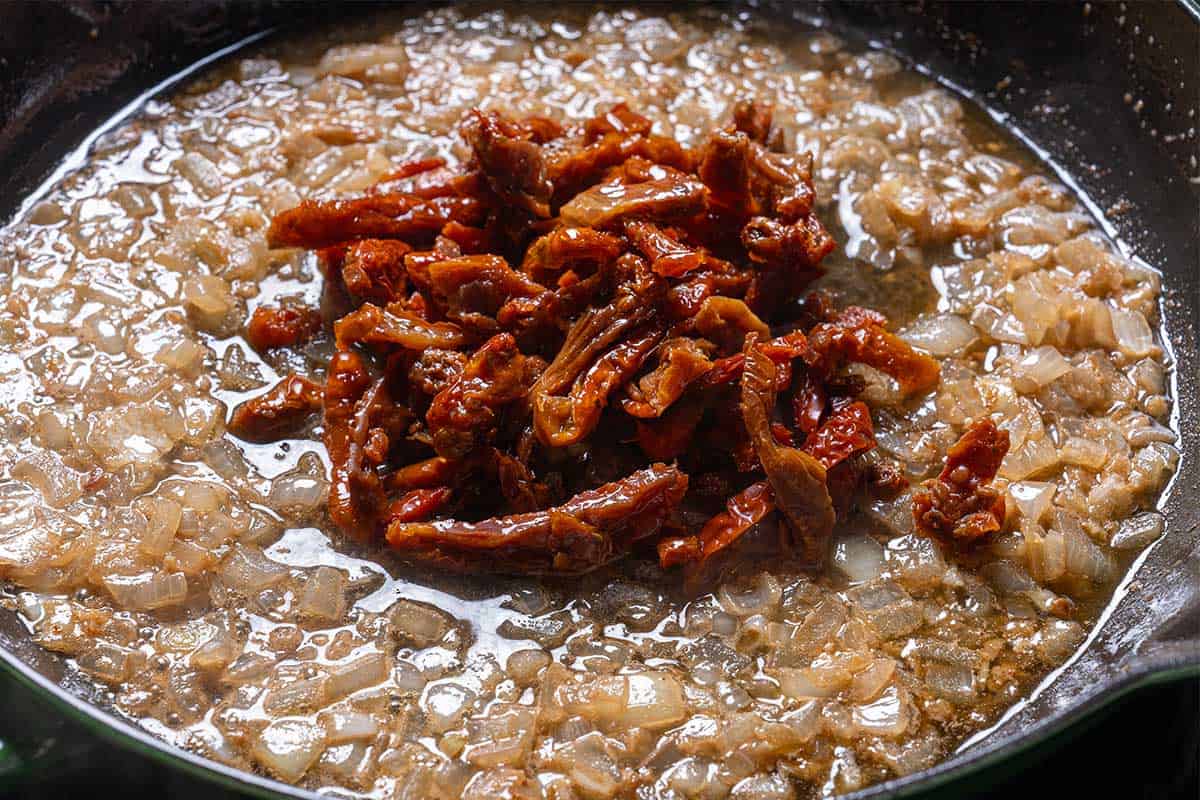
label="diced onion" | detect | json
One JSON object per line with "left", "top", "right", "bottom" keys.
{"left": 776, "top": 655, "right": 859, "bottom": 700}
{"left": 1110, "top": 307, "right": 1155, "bottom": 357}
{"left": 731, "top": 773, "right": 797, "bottom": 800}
{"left": 970, "top": 303, "right": 1028, "bottom": 344}
{"left": 464, "top": 704, "right": 536, "bottom": 768}
{"left": 998, "top": 436, "right": 1058, "bottom": 480}
{"left": 219, "top": 544, "right": 289, "bottom": 593}
{"left": 900, "top": 313, "right": 978, "bottom": 357}
{"left": 12, "top": 451, "right": 84, "bottom": 509}
{"left": 620, "top": 673, "right": 686, "bottom": 731}
{"left": 923, "top": 663, "right": 975, "bottom": 704}
{"left": 718, "top": 573, "right": 782, "bottom": 617}
{"left": 268, "top": 471, "right": 330, "bottom": 515}
{"left": 563, "top": 733, "right": 623, "bottom": 799}
{"left": 505, "top": 649, "right": 550, "bottom": 684}
{"left": 424, "top": 682, "right": 477, "bottom": 734}
{"left": 1012, "top": 346, "right": 1070, "bottom": 390}
{"left": 103, "top": 570, "right": 187, "bottom": 610}
{"left": 1110, "top": 512, "right": 1165, "bottom": 550}
{"left": 317, "top": 44, "right": 409, "bottom": 84}
{"left": 1036, "top": 619, "right": 1085, "bottom": 665}
{"left": 297, "top": 566, "right": 347, "bottom": 621}
{"left": 852, "top": 685, "right": 908, "bottom": 736}
{"left": 322, "top": 710, "right": 379, "bottom": 744}
{"left": 135, "top": 495, "right": 181, "bottom": 557}
{"left": 1059, "top": 437, "right": 1108, "bottom": 470}
{"left": 327, "top": 652, "right": 388, "bottom": 700}
{"left": 389, "top": 598, "right": 451, "bottom": 648}
{"left": 252, "top": 718, "right": 327, "bottom": 783}
{"left": 832, "top": 534, "right": 885, "bottom": 584}
{"left": 1055, "top": 510, "right": 1117, "bottom": 584}
{"left": 850, "top": 657, "right": 896, "bottom": 703}
{"left": 1008, "top": 481, "right": 1056, "bottom": 523}
{"left": 264, "top": 676, "right": 329, "bottom": 716}
{"left": 885, "top": 534, "right": 947, "bottom": 593}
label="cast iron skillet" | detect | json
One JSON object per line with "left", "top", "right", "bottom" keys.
{"left": 0, "top": 2, "right": 1196, "bottom": 797}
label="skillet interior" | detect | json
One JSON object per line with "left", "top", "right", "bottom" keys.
{"left": 0, "top": 2, "right": 1195, "bottom": 798}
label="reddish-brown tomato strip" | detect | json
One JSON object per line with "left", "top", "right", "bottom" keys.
{"left": 807, "top": 318, "right": 941, "bottom": 397}
{"left": 426, "top": 333, "right": 540, "bottom": 459}
{"left": 386, "top": 464, "right": 688, "bottom": 574}
{"left": 387, "top": 487, "right": 453, "bottom": 524}
{"left": 267, "top": 194, "right": 485, "bottom": 250}
{"left": 658, "top": 480, "right": 774, "bottom": 567}
{"left": 229, "top": 374, "right": 324, "bottom": 443}
{"left": 245, "top": 305, "right": 323, "bottom": 351}
{"left": 340, "top": 239, "right": 412, "bottom": 305}
{"left": 912, "top": 418, "right": 1011, "bottom": 544}
{"left": 802, "top": 401, "right": 876, "bottom": 470}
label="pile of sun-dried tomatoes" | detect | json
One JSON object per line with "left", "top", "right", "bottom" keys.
{"left": 231, "top": 100, "right": 1008, "bottom": 576}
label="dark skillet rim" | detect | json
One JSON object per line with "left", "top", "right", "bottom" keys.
{"left": 0, "top": 8, "right": 1196, "bottom": 800}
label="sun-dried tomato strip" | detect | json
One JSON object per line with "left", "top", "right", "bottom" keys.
{"left": 245, "top": 305, "right": 323, "bottom": 351}
{"left": 386, "top": 464, "right": 687, "bottom": 574}
{"left": 658, "top": 480, "right": 774, "bottom": 568}
{"left": 912, "top": 418, "right": 1010, "bottom": 544}
{"left": 387, "top": 487, "right": 453, "bottom": 524}
{"left": 229, "top": 374, "right": 324, "bottom": 443}
{"left": 268, "top": 194, "right": 485, "bottom": 250}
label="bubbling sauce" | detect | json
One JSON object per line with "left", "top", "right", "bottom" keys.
{"left": 0, "top": 7, "right": 1178, "bottom": 798}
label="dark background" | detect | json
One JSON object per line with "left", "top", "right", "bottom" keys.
{"left": 0, "top": 673, "right": 1195, "bottom": 799}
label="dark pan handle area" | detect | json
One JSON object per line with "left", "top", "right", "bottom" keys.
{"left": 0, "top": 3, "right": 1197, "bottom": 800}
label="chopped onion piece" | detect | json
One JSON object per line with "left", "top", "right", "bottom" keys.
{"left": 252, "top": 718, "right": 326, "bottom": 783}
{"left": 268, "top": 471, "right": 330, "bottom": 515}
{"left": 1110, "top": 307, "right": 1155, "bottom": 357}
{"left": 135, "top": 495, "right": 181, "bottom": 557}
{"left": 464, "top": 704, "right": 536, "bottom": 768}
{"left": 999, "top": 436, "right": 1058, "bottom": 481}
{"left": 718, "top": 574, "right": 782, "bottom": 617}
{"left": 264, "top": 676, "right": 329, "bottom": 716}
{"left": 103, "top": 571, "right": 187, "bottom": 610}
{"left": 388, "top": 598, "right": 451, "bottom": 648}
{"left": 1008, "top": 481, "right": 1056, "bottom": 524}
{"left": 832, "top": 534, "right": 885, "bottom": 584}
{"left": 424, "top": 683, "right": 477, "bottom": 733}
{"left": 1055, "top": 510, "right": 1117, "bottom": 584}
{"left": 297, "top": 565, "right": 347, "bottom": 621}
{"left": 11, "top": 451, "right": 83, "bottom": 509}
{"left": 900, "top": 313, "right": 978, "bottom": 357}
{"left": 850, "top": 657, "right": 896, "bottom": 703}
{"left": 923, "top": 663, "right": 975, "bottom": 704}
{"left": 1012, "top": 346, "right": 1070, "bottom": 390}
{"left": 970, "top": 303, "right": 1027, "bottom": 344}
{"left": 775, "top": 660, "right": 852, "bottom": 699}
{"left": 731, "top": 773, "right": 796, "bottom": 800}
{"left": 505, "top": 649, "right": 550, "bottom": 684}
{"left": 321, "top": 710, "right": 379, "bottom": 744}
{"left": 1059, "top": 436, "right": 1108, "bottom": 470}
{"left": 327, "top": 652, "right": 388, "bottom": 700}
{"left": 620, "top": 673, "right": 686, "bottom": 731}
{"left": 1110, "top": 512, "right": 1165, "bottom": 550}
{"left": 1036, "top": 619, "right": 1085, "bottom": 665}
{"left": 852, "top": 685, "right": 908, "bottom": 736}
{"left": 219, "top": 544, "right": 289, "bottom": 593}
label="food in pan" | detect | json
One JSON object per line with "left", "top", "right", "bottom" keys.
{"left": 0, "top": 8, "right": 1178, "bottom": 798}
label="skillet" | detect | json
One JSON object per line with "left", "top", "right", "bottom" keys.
{"left": 0, "top": 2, "right": 1196, "bottom": 797}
